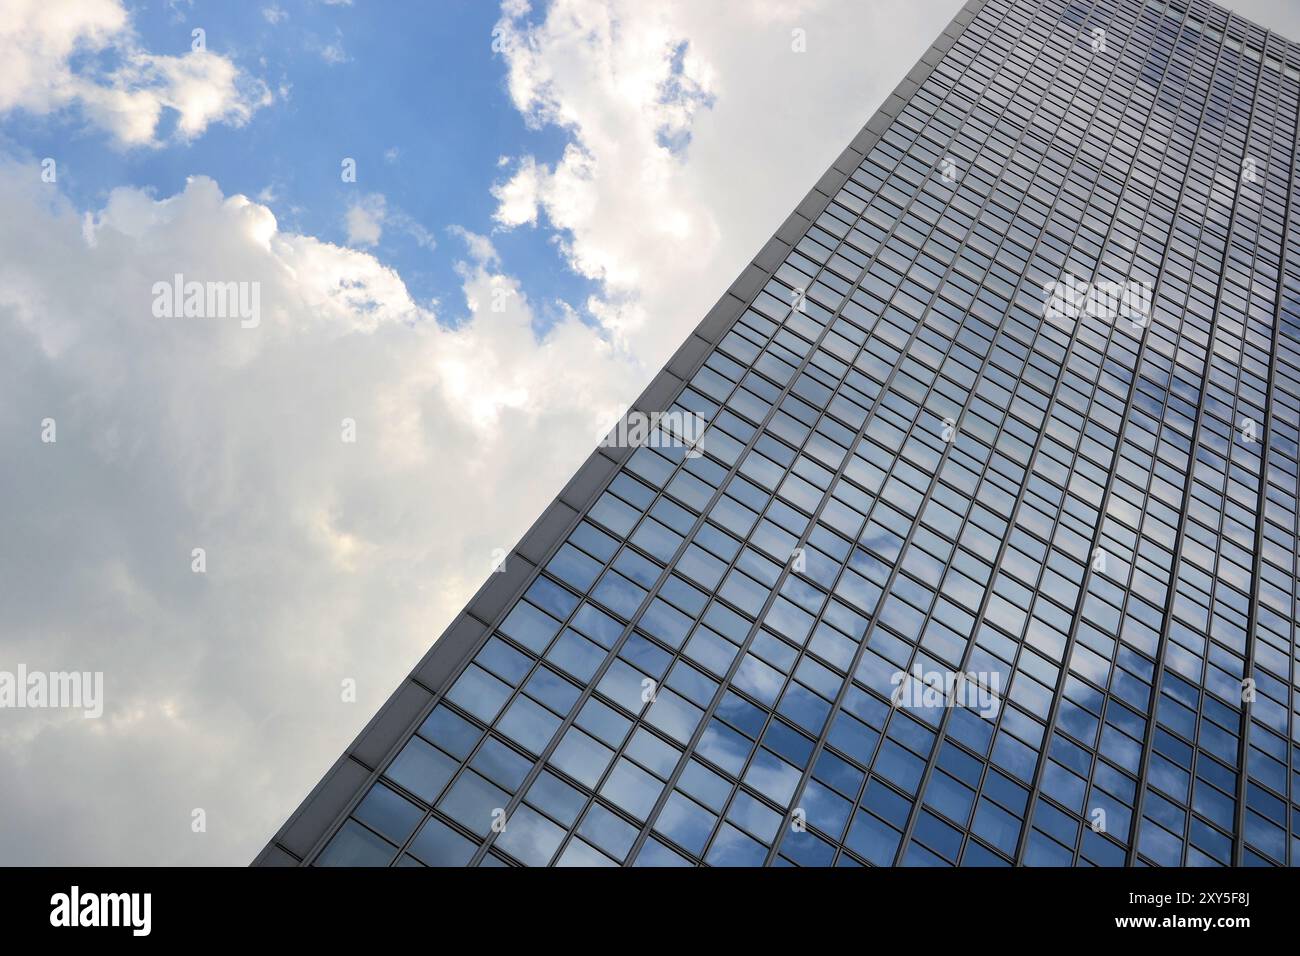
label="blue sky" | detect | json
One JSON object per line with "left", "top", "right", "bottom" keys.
{"left": 1, "top": 0, "right": 593, "bottom": 325}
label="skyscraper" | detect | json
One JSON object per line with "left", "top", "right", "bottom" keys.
{"left": 257, "top": 0, "right": 1300, "bottom": 867}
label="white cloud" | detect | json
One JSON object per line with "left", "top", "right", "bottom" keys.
{"left": 489, "top": 0, "right": 966, "bottom": 368}
{"left": 316, "top": 34, "right": 350, "bottom": 65}
{"left": 448, "top": 225, "right": 500, "bottom": 268}
{"left": 398, "top": 216, "right": 438, "bottom": 252}
{"left": 484, "top": 0, "right": 1300, "bottom": 373}
{"left": 0, "top": 0, "right": 271, "bottom": 147}
{"left": 492, "top": 156, "right": 544, "bottom": 228}
{"left": 345, "top": 192, "right": 387, "bottom": 246}
{"left": 345, "top": 193, "right": 437, "bottom": 252}
{"left": 262, "top": 5, "right": 288, "bottom": 24}
{"left": 0, "top": 165, "right": 637, "bottom": 864}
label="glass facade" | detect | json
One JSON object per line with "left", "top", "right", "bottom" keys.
{"left": 269, "top": 0, "right": 1300, "bottom": 867}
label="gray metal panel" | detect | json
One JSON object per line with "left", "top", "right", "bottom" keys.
{"left": 350, "top": 680, "right": 433, "bottom": 769}
{"left": 466, "top": 554, "right": 536, "bottom": 623}
{"left": 754, "top": 235, "right": 791, "bottom": 272}
{"left": 559, "top": 449, "right": 621, "bottom": 506}
{"left": 833, "top": 146, "right": 865, "bottom": 175}
{"left": 257, "top": 756, "right": 371, "bottom": 862}
{"left": 411, "top": 615, "right": 487, "bottom": 689}
{"left": 632, "top": 369, "right": 685, "bottom": 412}
{"left": 695, "top": 292, "right": 746, "bottom": 342}
{"left": 666, "top": 335, "right": 713, "bottom": 380}
{"left": 774, "top": 212, "right": 809, "bottom": 246}
{"left": 516, "top": 499, "right": 580, "bottom": 565}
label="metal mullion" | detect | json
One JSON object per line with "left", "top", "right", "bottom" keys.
{"left": 862, "top": 0, "right": 1184, "bottom": 867}
{"left": 1179, "top": 81, "right": 1290, "bottom": 866}
{"left": 756, "top": 0, "right": 1132, "bottom": 867}
{"left": 611, "top": 313, "right": 966, "bottom": 863}
{"left": 641, "top": 236, "right": 1005, "bottom": 863}
{"left": 1234, "top": 56, "right": 1300, "bottom": 868}
{"left": 538, "top": 358, "right": 873, "bottom": 865}
{"left": 386, "top": 419, "right": 770, "bottom": 866}
{"left": 973, "top": 12, "right": 1237, "bottom": 868}
{"left": 624, "top": 0, "right": 1035, "bottom": 868}
{"left": 1141, "top": 84, "right": 1294, "bottom": 868}
{"left": 464, "top": 287, "right": 856, "bottom": 866}
{"left": 748, "top": 1, "right": 1106, "bottom": 868}
{"left": 878, "top": 3, "right": 1242, "bottom": 868}
{"left": 464, "top": 129, "right": 955, "bottom": 864}
{"left": 815, "top": 0, "right": 1143, "bottom": 867}
{"left": 937, "top": 9, "right": 1230, "bottom": 868}
{"left": 1012, "top": 33, "right": 1290, "bottom": 869}
{"left": 1028, "top": 43, "right": 1243, "bottom": 868}
{"left": 1124, "top": 42, "right": 1267, "bottom": 866}
{"left": 329, "top": 146, "right": 855, "bottom": 868}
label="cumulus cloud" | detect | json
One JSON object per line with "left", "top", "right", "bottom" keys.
{"left": 0, "top": 165, "right": 637, "bottom": 864}
{"left": 0, "top": 0, "right": 271, "bottom": 147}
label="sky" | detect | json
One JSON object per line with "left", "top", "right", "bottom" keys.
{"left": 1, "top": 0, "right": 1298, "bottom": 866}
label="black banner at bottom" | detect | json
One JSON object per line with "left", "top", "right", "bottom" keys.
{"left": 0, "top": 865, "right": 1279, "bottom": 942}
